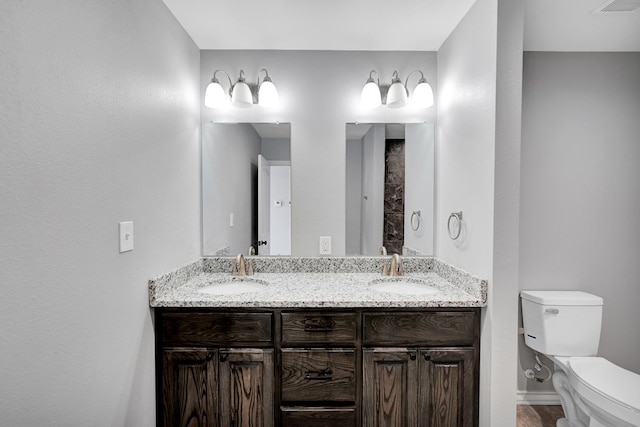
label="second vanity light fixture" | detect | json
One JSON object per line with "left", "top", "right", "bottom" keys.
{"left": 204, "top": 68, "right": 279, "bottom": 108}
{"left": 361, "top": 70, "right": 434, "bottom": 109}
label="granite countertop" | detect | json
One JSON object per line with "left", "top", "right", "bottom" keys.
{"left": 149, "top": 257, "right": 487, "bottom": 309}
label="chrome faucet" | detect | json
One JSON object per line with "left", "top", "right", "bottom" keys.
{"left": 388, "top": 254, "right": 403, "bottom": 277}
{"left": 232, "top": 253, "right": 254, "bottom": 276}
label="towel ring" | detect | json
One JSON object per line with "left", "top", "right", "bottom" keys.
{"left": 447, "top": 211, "right": 463, "bottom": 240}
{"left": 410, "top": 210, "right": 421, "bottom": 231}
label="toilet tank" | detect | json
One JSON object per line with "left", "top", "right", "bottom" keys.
{"left": 521, "top": 290, "right": 603, "bottom": 357}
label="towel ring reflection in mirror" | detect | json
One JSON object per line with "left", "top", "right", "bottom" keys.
{"left": 447, "top": 211, "right": 463, "bottom": 240}
{"left": 410, "top": 210, "right": 421, "bottom": 231}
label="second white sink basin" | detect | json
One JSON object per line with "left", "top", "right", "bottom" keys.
{"left": 198, "top": 277, "right": 268, "bottom": 295}
{"left": 369, "top": 278, "right": 440, "bottom": 295}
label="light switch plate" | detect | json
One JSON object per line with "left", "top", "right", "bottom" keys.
{"left": 119, "top": 221, "right": 134, "bottom": 253}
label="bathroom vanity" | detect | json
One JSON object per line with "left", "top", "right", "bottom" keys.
{"left": 149, "top": 257, "right": 486, "bottom": 427}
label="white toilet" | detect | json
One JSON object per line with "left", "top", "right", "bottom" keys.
{"left": 521, "top": 290, "right": 640, "bottom": 427}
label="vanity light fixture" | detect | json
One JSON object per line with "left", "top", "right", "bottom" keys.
{"left": 231, "top": 70, "right": 253, "bottom": 108}
{"left": 204, "top": 69, "right": 232, "bottom": 108}
{"left": 405, "top": 70, "right": 434, "bottom": 108}
{"left": 257, "top": 68, "right": 279, "bottom": 107}
{"left": 360, "top": 70, "right": 434, "bottom": 109}
{"left": 361, "top": 70, "right": 382, "bottom": 109}
{"left": 204, "top": 68, "right": 279, "bottom": 109}
{"left": 386, "top": 71, "right": 408, "bottom": 108}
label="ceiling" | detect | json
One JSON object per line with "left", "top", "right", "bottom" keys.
{"left": 163, "top": 0, "right": 639, "bottom": 52}
{"left": 525, "top": 0, "right": 640, "bottom": 51}
{"left": 162, "top": 0, "right": 476, "bottom": 51}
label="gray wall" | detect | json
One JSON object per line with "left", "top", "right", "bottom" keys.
{"left": 200, "top": 50, "right": 437, "bottom": 255}
{"left": 346, "top": 138, "right": 363, "bottom": 255}
{"left": 404, "top": 123, "right": 435, "bottom": 254}
{"left": 519, "top": 52, "right": 640, "bottom": 395}
{"left": 0, "top": 1, "right": 200, "bottom": 425}
{"left": 203, "top": 124, "right": 261, "bottom": 255}
{"left": 360, "top": 124, "right": 386, "bottom": 255}
{"left": 261, "top": 138, "right": 291, "bottom": 161}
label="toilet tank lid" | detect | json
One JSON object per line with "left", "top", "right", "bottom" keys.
{"left": 521, "top": 291, "right": 603, "bottom": 306}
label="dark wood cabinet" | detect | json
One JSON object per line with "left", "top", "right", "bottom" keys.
{"left": 362, "top": 348, "right": 419, "bottom": 427}
{"left": 162, "top": 349, "right": 218, "bottom": 427}
{"left": 156, "top": 308, "right": 479, "bottom": 427}
{"left": 219, "top": 349, "right": 274, "bottom": 427}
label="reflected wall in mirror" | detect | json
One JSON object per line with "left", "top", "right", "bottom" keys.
{"left": 345, "top": 123, "right": 434, "bottom": 256}
{"left": 202, "top": 123, "right": 291, "bottom": 256}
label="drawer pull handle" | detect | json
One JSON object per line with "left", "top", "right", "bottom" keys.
{"left": 303, "top": 326, "right": 333, "bottom": 332}
{"left": 304, "top": 369, "right": 333, "bottom": 381}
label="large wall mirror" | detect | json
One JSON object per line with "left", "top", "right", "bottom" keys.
{"left": 346, "top": 123, "right": 434, "bottom": 256}
{"left": 202, "top": 122, "right": 291, "bottom": 256}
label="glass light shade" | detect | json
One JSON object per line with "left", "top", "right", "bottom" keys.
{"left": 361, "top": 80, "right": 382, "bottom": 108}
{"left": 411, "top": 80, "right": 434, "bottom": 108}
{"left": 204, "top": 81, "right": 229, "bottom": 108}
{"left": 258, "top": 80, "right": 279, "bottom": 107}
{"left": 386, "top": 81, "right": 408, "bottom": 108}
{"left": 231, "top": 81, "right": 253, "bottom": 108}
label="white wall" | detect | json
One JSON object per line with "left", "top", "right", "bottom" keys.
{"left": 437, "top": 0, "right": 523, "bottom": 425}
{"left": 519, "top": 52, "right": 640, "bottom": 394}
{"left": 202, "top": 123, "right": 261, "bottom": 255}
{"left": 0, "top": 1, "right": 200, "bottom": 425}
{"left": 200, "top": 50, "right": 437, "bottom": 255}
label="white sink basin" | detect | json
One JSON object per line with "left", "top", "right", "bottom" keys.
{"left": 368, "top": 278, "right": 440, "bottom": 295}
{"left": 198, "top": 277, "right": 268, "bottom": 295}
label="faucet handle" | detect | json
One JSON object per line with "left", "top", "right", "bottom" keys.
{"left": 381, "top": 262, "right": 390, "bottom": 276}
{"left": 232, "top": 254, "right": 246, "bottom": 276}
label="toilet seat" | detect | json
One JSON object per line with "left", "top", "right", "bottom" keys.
{"left": 568, "top": 357, "right": 640, "bottom": 426}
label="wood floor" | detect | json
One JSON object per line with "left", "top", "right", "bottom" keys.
{"left": 517, "top": 405, "right": 565, "bottom": 427}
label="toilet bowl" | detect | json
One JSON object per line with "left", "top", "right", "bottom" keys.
{"left": 521, "top": 291, "right": 640, "bottom": 427}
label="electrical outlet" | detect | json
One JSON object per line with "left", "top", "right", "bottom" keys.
{"left": 319, "top": 236, "right": 331, "bottom": 255}
{"left": 119, "top": 221, "right": 134, "bottom": 253}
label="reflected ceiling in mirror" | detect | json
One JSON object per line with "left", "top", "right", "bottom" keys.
{"left": 202, "top": 122, "right": 291, "bottom": 257}
{"left": 346, "top": 123, "right": 434, "bottom": 256}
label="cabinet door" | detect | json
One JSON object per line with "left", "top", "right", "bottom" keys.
{"left": 362, "top": 348, "right": 419, "bottom": 427}
{"left": 219, "top": 349, "right": 274, "bottom": 427}
{"left": 420, "top": 349, "right": 475, "bottom": 427}
{"left": 162, "top": 349, "right": 218, "bottom": 427}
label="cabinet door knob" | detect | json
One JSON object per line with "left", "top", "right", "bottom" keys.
{"left": 409, "top": 352, "right": 417, "bottom": 360}
{"left": 220, "top": 353, "right": 228, "bottom": 362}
{"left": 424, "top": 353, "right": 431, "bottom": 361}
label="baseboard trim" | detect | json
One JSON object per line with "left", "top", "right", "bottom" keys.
{"left": 517, "top": 391, "right": 561, "bottom": 405}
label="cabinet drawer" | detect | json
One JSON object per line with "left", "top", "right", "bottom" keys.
{"left": 363, "top": 311, "right": 476, "bottom": 346}
{"left": 281, "top": 312, "right": 356, "bottom": 344}
{"left": 281, "top": 349, "right": 356, "bottom": 402}
{"left": 280, "top": 406, "right": 356, "bottom": 427}
{"left": 160, "top": 312, "right": 272, "bottom": 345}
